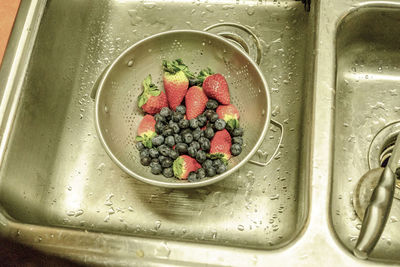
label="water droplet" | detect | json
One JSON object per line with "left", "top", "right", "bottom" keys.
{"left": 389, "top": 216, "right": 398, "bottom": 223}
{"left": 104, "top": 193, "right": 114, "bottom": 206}
{"left": 356, "top": 223, "right": 362, "bottom": 230}
{"left": 237, "top": 224, "right": 245, "bottom": 231}
{"left": 108, "top": 207, "right": 115, "bottom": 215}
{"left": 104, "top": 105, "right": 109, "bottom": 113}
{"left": 127, "top": 59, "right": 134, "bottom": 67}
{"left": 67, "top": 186, "right": 72, "bottom": 191}
{"left": 155, "top": 220, "right": 162, "bottom": 230}
{"left": 269, "top": 194, "right": 279, "bottom": 200}
{"left": 136, "top": 249, "right": 144, "bottom": 258}
{"left": 75, "top": 209, "right": 84, "bottom": 217}
{"left": 246, "top": 6, "right": 255, "bottom": 16}
{"left": 128, "top": 206, "right": 134, "bottom": 212}
{"left": 155, "top": 241, "right": 170, "bottom": 259}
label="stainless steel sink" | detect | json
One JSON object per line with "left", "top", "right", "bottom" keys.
{"left": 332, "top": 5, "right": 400, "bottom": 263}
{"left": 1, "top": 0, "right": 399, "bottom": 266}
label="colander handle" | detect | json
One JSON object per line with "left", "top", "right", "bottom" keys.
{"left": 203, "top": 23, "right": 262, "bottom": 65}
{"left": 249, "top": 119, "right": 283, "bottom": 167}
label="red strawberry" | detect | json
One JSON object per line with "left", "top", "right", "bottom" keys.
{"left": 216, "top": 104, "right": 240, "bottom": 129}
{"left": 138, "top": 75, "right": 168, "bottom": 114}
{"left": 163, "top": 59, "right": 194, "bottom": 111}
{"left": 210, "top": 129, "right": 232, "bottom": 161}
{"left": 185, "top": 86, "right": 208, "bottom": 120}
{"left": 198, "top": 68, "right": 230, "bottom": 105}
{"left": 136, "top": 114, "right": 156, "bottom": 148}
{"left": 173, "top": 155, "right": 201, "bottom": 180}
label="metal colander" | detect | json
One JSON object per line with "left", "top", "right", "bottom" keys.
{"left": 94, "top": 30, "right": 271, "bottom": 188}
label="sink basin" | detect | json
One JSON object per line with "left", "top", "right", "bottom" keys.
{"left": 332, "top": 6, "right": 400, "bottom": 263}
{"left": 0, "top": 0, "right": 314, "bottom": 262}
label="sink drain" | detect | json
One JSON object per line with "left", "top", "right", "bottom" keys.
{"left": 379, "top": 135, "right": 397, "bottom": 168}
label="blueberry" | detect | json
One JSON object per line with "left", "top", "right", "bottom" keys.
{"left": 192, "top": 128, "right": 201, "bottom": 141}
{"left": 197, "top": 114, "right": 207, "bottom": 127}
{"left": 204, "top": 127, "right": 214, "bottom": 139}
{"left": 232, "top": 127, "right": 244, "bottom": 137}
{"left": 158, "top": 144, "right": 170, "bottom": 156}
{"left": 190, "top": 141, "right": 200, "bottom": 150}
{"left": 169, "top": 149, "right": 179, "bottom": 160}
{"left": 213, "top": 159, "right": 224, "bottom": 167}
{"left": 188, "top": 146, "right": 197, "bottom": 158}
{"left": 206, "top": 99, "right": 218, "bottom": 110}
{"left": 231, "top": 144, "right": 242, "bottom": 156}
{"left": 174, "top": 134, "right": 183, "bottom": 143}
{"left": 199, "top": 138, "right": 210, "bottom": 151}
{"left": 150, "top": 162, "right": 162, "bottom": 175}
{"left": 165, "top": 136, "right": 175, "bottom": 147}
{"left": 155, "top": 122, "right": 165, "bottom": 134}
{"left": 196, "top": 168, "right": 206, "bottom": 179}
{"left": 154, "top": 113, "right": 166, "bottom": 123}
{"left": 202, "top": 159, "right": 213, "bottom": 169}
{"left": 196, "top": 151, "right": 207, "bottom": 163}
{"left": 206, "top": 167, "right": 216, "bottom": 177}
{"left": 162, "top": 167, "right": 174, "bottom": 178}
{"left": 189, "top": 119, "right": 199, "bottom": 129}
{"left": 214, "top": 119, "right": 226, "bottom": 130}
{"left": 232, "top": 136, "right": 243, "bottom": 145}
{"left": 216, "top": 164, "right": 227, "bottom": 174}
{"left": 162, "top": 127, "right": 173, "bottom": 137}
{"left": 176, "top": 105, "right": 186, "bottom": 115}
{"left": 160, "top": 107, "right": 172, "bottom": 118}
{"left": 172, "top": 112, "right": 184, "bottom": 122}
{"left": 161, "top": 157, "right": 173, "bottom": 168}
{"left": 170, "top": 122, "right": 180, "bottom": 134}
{"left": 149, "top": 148, "right": 159, "bottom": 158}
{"left": 152, "top": 135, "right": 164, "bottom": 146}
{"left": 210, "top": 113, "right": 219, "bottom": 123}
{"left": 158, "top": 155, "right": 166, "bottom": 163}
{"left": 136, "top": 142, "right": 145, "bottom": 152}
{"left": 188, "top": 171, "right": 198, "bottom": 182}
{"left": 140, "top": 149, "right": 150, "bottom": 159}
{"left": 175, "top": 143, "right": 188, "bottom": 155}
{"left": 151, "top": 158, "right": 159, "bottom": 164}
{"left": 203, "top": 110, "right": 215, "bottom": 120}
{"left": 140, "top": 157, "right": 151, "bottom": 166}
{"left": 178, "top": 119, "right": 189, "bottom": 129}
{"left": 181, "top": 128, "right": 192, "bottom": 136}
{"left": 183, "top": 132, "right": 194, "bottom": 144}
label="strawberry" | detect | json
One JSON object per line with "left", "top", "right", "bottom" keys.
{"left": 216, "top": 104, "right": 240, "bottom": 129}
{"left": 198, "top": 68, "right": 230, "bottom": 105}
{"left": 209, "top": 129, "right": 232, "bottom": 162}
{"left": 185, "top": 86, "right": 208, "bottom": 120}
{"left": 136, "top": 114, "right": 156, "bottom": 148}
{"left": 138, "top": 75, "right": 168, "bottom": 114}
{"left": 173, "top": 155, "right": 201, "bottom": 180}
{"left": 163, "top": 59, "right": 194, "bottom": 111}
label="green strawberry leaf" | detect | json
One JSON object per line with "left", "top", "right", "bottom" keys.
{"left": 136, "top": 136, "right": 143, "bottom": 142}
{"left": 227, "top": 119, "right": 239, "bottom": 130}
{"left": 137, "top": 94, "right": 148, "bottom": 108}
{"left": 163, "top": 59, "right": 195, "bottom": 79}
{"left": 197, "top": 67, "right": 214, "bottom": 83}
{"left": 143, "top": 138, "right": 153, "bottom": 148}
{"left": 207, "top": 153, "right": 225, "bottom": 159}
{"left": 173, "top": 157, "right": 184, "bottom": 178}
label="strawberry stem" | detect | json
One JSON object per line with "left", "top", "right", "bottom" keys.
{"left": 162, "top": 59, "right": 195, "bottom": 79}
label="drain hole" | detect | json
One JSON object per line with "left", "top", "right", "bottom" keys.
{"left": 379, "top": 134, "right": 398, "bottom": 168}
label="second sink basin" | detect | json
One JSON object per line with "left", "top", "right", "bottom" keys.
{"left": 332, "top": 5, "right": 400, "bottom": 263}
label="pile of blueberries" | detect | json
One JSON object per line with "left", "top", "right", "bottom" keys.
{"left": 136, "top": 99, "right": 244, "bottom": 181}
